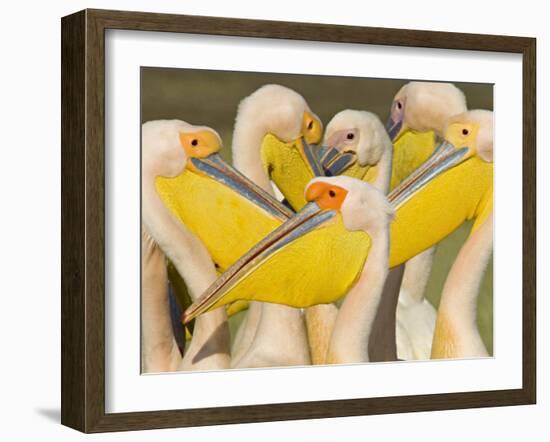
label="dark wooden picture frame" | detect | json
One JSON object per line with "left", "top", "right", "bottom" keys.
{"left": 61, "top": 8, "right": 536, "bottom": 433}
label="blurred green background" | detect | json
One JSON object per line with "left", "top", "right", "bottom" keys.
{"left": 141, "top": 68, "right": 494, "bottom": 354}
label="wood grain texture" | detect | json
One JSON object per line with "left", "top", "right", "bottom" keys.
{"left": 61, "top": 10, "right": 86, "bottom": 431}
{"left": 522, "top": 37, "right": 536, "bottom": 403}
{"left": 60, "top": 8, "right": 537, "bottom": 433}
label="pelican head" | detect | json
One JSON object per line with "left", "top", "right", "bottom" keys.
{"left": 388, "top": 110, "right": 494, "bottom": 268}
{"left": 386, "top": 81, "right": 468, "bottom": 141}
{"left": 232, "top": 84, "right": 324, "bottom": 210}
{"left": 319, "top": 110, "right": 393, "bottom": 191}
{"left": 183, "top": 176, "right": 395, "bottom": 323}
{"left": 385, "top": 82, "right": 468, "bottom": 190}
{"left": 306, "top": 176, "right": 394, "bottom": 233}
{"left": 444, "top": 110, "right": 493, "bottom": 163}
{"left": 143, "top": 119, "right": 294, "bottom": 271}
{"left": 142, "top": 119, "right": 221, "bottom": 178}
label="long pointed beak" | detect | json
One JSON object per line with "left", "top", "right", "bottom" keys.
{"left": 388, "top": 141, "right": 469, "bottom": 209}
{"left": 316, "top": 145, "right": 357, "bottom": 176}
{"left": 182, "top": 202, "right": 335, "bottom": 323}
{"left": 191, "top": 154, "right": 294, "bottom": 220}
{"left": 385, "top": 116, "right": 403, "bottom": 141}
{"left": 297, "top": 138, "right": 325, "bottom": 177}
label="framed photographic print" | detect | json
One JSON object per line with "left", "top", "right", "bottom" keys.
{"left": 61, "top": 8, "right": 536, "bottom": 433}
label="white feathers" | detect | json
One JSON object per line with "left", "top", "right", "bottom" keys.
{"left": 141, "top": 119, "right": 222, "bottom": 178}
{"left": 142, "top": 119, "right": 190, "bottom": 178}
{"left": 306, "top": 176, "right": 395, "bottom": 235}
{"left": 396, "top": 287, "right": 437, "bottom": 360}
{"left": 448, "top": 109, "right": 494, "bottom": 162}
{"left": 324, "top": 109, "right": 393, "bottom": 167}
{"left": 232, "top": 84, "right": 315, "bottom": 189}
{"left": 395, "top": 82, "right": 468, "bottom": 136}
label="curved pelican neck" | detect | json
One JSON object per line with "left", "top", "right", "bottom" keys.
{"left": 141, "top": 228, "right": 182, "bottom": 373}
{"left": 327, "top": 225, "right": 390, "bottom": 363}
{"left": 230, "top": 105, "right": 311, "bottom": 368}
{"left": 374, "top": 145, "right": 393, "bottom": 194}
{"left": 431, "top": 213, "right": 493, "bottom": 358}
{"left": 142, "top": 172, "right": 217, "bottom": 300}
{"left": 232, "top": 120, "right": 274, "bottom": 195}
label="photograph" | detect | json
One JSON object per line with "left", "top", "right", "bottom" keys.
{"left": 0, "top": 0, "right": 541, "bottom": 438}
{"left": 140, "top": 68, "right": 494, "bottom": 372}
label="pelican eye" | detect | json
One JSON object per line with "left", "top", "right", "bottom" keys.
{"left": 307, "top": 120, "right": 314, "bottom": 130}
{"left": 191, "top": 139, "right": 198, "bottom": 146}
{"left": 396, "top": 101, "right": 402, "bottom": 110}
{"left": 346, "top": 133, "right": 354, "bottom": 140}
{"left": 462, "top": 128, "right": 469, "bottom": 135}
{"left": 328, "top": 190, "right": 336, "bottom": 198}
